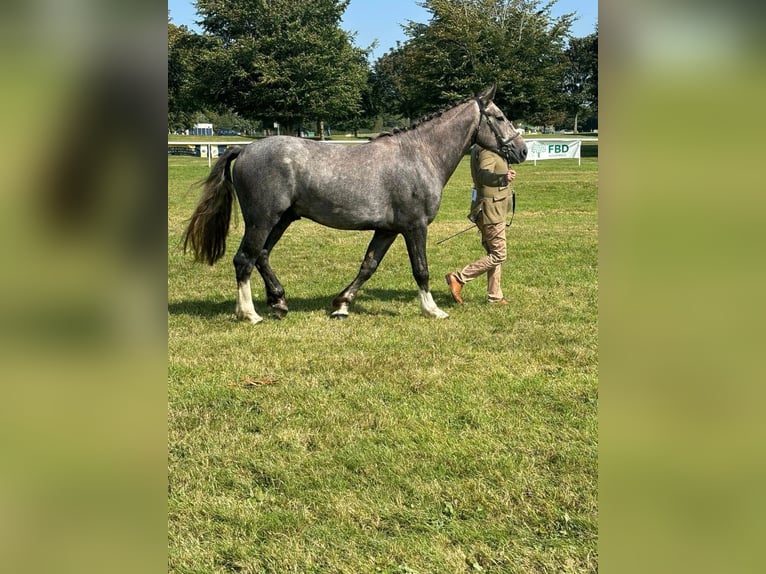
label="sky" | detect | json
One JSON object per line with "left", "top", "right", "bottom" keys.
{"left": 168, "top": 0, "right": 598, "bottom": 60}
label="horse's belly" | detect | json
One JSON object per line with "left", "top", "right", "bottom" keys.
{"left": 294, "top": 193, "right": 392, "bottom": 231}
{"left": 299, "top": 206, "right": 385, "bottom": 231}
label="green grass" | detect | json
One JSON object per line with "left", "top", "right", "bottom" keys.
{"left": 168, "top": 150, "right": 598, "bottom": 573}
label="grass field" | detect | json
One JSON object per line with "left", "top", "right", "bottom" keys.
{"left": 168, "top": 148, "right": 598, "bottom": 573}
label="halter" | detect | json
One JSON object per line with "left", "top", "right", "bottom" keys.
{"left": 473, "top": 97, "right": 522, "bottom": 162}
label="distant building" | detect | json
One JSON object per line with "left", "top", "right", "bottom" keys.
{"left": 191, "top": 122, "right": 213, "bottom": 136}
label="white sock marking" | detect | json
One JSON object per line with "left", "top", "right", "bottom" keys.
{"left": 419, "top": 289, "right": 449, "bottom": 319}
{"left": 236, "top": 280, "right": 263, "bottom": 323}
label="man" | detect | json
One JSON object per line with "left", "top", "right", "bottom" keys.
{"left": 445, "top": 145, "right": 515, "bottom": 305}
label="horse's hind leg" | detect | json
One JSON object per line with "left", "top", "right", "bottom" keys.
{"left": 233, "top": 227, "right": 267, "bottom": 324}
{"left": 256, "top": 211, "right": 297, "bottom": 319}
{"left": 233, "top": 213, "right": 296, "bottom": 323}
{"left": 402, "top": 225, "right": 449, "bottom": 319}
{"left": 331, "top": 230, "right": 398, "bottom": 318}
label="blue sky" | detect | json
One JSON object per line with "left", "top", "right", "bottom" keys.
{"left": 168, "top": 0, "right": 598, "bottom": 60}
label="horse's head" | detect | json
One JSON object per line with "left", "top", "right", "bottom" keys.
{"left": 474, "top": 85, "right": 527, "bottom": 164}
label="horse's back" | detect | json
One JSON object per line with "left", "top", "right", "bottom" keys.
{"left": 233, "top": 137, "right": 380, "bottom": 190}
{"left": 236, "top": 136, "right": 378, "bottom": 165}
{"left": 231, "top": 137, "right": 400, "bottom": 229}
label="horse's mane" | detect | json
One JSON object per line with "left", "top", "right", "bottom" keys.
{"left": 372, "top": 95, "right": 476, "bottom": 140}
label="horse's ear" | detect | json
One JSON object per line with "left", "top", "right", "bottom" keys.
{"left": 478, "top": 85, "right": 497, "bottom": 103}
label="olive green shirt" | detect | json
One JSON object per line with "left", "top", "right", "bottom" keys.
{"left": 469, "top": 146, "right": 511, "bottom": 225}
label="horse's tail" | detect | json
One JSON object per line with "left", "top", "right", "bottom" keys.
{"left": 182, "top": 145, "right": 243, "bottom": 265}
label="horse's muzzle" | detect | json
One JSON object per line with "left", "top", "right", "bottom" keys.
{"left": 503, "top": 141, "right": 528, "bottom": 164}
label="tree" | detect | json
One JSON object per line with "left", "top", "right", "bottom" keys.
{"left": 562, "top": 29, "right": 598, "bottom": 132}
{"left": 194, "top": 0, "right": 369, "bottom": 137}
{"left": 168, "top": 20, "right": 203, "bottom": 130}
{"left": 371, "top": 42, "right": 427, "bottom": 124}
{"left": 373, "top": 0, "right": 574, "bottom": 124}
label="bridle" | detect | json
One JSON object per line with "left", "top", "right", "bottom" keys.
{"left": 473, "top": 97, "right": 522, "bottom": 162}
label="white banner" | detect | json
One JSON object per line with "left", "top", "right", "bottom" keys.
{"left": 526, "top": 139, "right": 582, "bottom": 164}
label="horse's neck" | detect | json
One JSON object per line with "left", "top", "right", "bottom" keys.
{"left": 402, "top": 103, "right": 478, "bottom": 184}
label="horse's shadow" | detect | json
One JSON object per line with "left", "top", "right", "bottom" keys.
{"left": 168, "top": 288, "right": 419, "bottom": 319}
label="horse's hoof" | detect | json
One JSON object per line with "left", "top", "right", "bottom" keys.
{"left": 236, "top": 313, "right": 263, "bottom": 324}
{"left": 331, "top": 301, "right": 350, "bottom": 319}
{"left": 422, "top": 308, "right": 450, "bottom": 319}
{"left": 271, "top": 305, "right": 288, "bottom": 320}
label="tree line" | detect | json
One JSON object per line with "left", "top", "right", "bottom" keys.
{"left": 168, "top": 0, "right": 597, "bottom": 137}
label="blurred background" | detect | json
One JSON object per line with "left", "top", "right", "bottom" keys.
{"left": 1, "top": 0, "right": 765, "bottom": 572}
{"left": 600, "top": 1, "right": 766, "bottom": 572}
{"left": 0, "top": 1, "right": 166, "bottom": 573}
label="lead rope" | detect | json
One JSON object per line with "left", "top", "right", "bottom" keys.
{"left": 507, "top": 188, "right": 516, "bottom": 227}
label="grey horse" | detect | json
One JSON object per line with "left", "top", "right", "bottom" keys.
{"left": 183, "top": 86, "right": 527, "bottom": 323}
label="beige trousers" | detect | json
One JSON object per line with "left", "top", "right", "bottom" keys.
{"left": 455, "top": 222, "right": 507, "bottom": 302}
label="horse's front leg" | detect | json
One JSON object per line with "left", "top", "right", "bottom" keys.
{"left": 331, "top": 230, "right": 398, "bottom": 319}
{"left": 402, "top": 225, "right": 449, "bottom": 319}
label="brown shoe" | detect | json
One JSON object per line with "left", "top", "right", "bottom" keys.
{"left": 445, "top": 273, "right": 463, "bottom": 304}
{"left": 488, "top": 298, "right": 508, "bottom": 305}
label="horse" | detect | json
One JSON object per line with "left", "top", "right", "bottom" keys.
{"left": 182, "top": 85, "right": 527, "bottom": 323}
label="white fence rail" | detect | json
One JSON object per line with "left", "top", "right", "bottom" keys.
{"left": 168, "top": 138, "right": 598, "bottom": 168}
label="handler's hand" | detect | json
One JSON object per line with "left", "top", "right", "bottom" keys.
{"left": 506, "top": 169, "right": 516, "bottom": 183}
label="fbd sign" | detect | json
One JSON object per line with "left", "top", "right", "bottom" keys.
{"left": 527, "top": 139, "right": 582, "bottom": 164}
